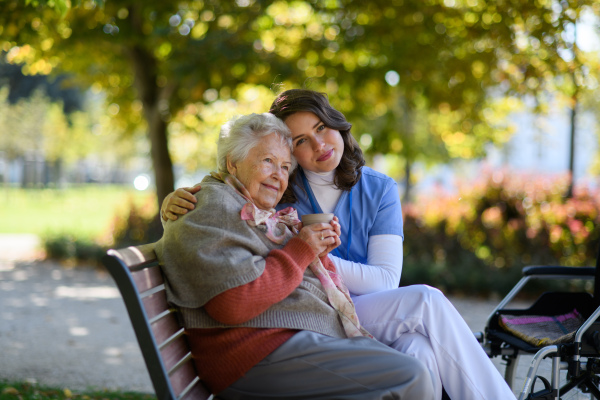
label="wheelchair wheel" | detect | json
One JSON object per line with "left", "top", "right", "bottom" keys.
{"left": 504, "top": 354, "right": 597, "bottom": 400}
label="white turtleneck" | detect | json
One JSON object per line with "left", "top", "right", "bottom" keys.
{"left": 303, "top": 169, "right": 341, "bottom": 214}
{"left": 303, "top": 169, "right": 404, "bottom": 294}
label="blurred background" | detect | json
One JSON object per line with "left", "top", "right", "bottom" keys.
{"left": 2, "top": 0, "right": 600, "bottom": 296}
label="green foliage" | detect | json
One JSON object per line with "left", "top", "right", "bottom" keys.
{"left": 0, "top": 186, "right": 153, "bottom": 239}
{"left": 402, "top": 171, "right": 600, "bottom": 296}
{"left": 108, "top": 200, "right": 163, "bottom": 249}
{"left": 0, "top": 56, "right": 83, "bottom": 112}
{"left": 42, "top": 211, "right": 163, "bottom": 266}
{"left": 0, "top": 0, "right": 298, "bottom": 206}
{"left": 43, "top": 234, "right": 105, "bottom": 265}
{"left": 168, "top": 84, "right": 281, "bottom": 174}
{"left": 3, "top": 186, "right": 158, "bottom": 265}
{"left": 41, "top": 198, "right": 162, "bottom": 265}
{"left": 0, "top": 86, "right": 141, "bottom": 187}
{"left": 0, "top": 185, "right": 161, "bottom": 264}
{"left": 3, "top": 0, "right": 600, "bottom": 204}
{"left": 42, "top": 201, "right": 163, "bottom": 265}
{"left": 0, "top": 380, "right": 155, "bottom": 399}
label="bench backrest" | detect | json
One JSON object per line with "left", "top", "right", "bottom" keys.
{"left": 102, "top": 244, "right": 212, "bottom": 400}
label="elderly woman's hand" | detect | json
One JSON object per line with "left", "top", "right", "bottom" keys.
{"left": 161, "top": 185, "right": 201, "bottom": 221}
{"left": 298, "top": 217, "right": 341, "bottom": 258}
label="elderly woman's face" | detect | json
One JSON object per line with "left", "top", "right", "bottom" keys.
{"left": 227, "top": 132, "right": 292, "bottom": 210}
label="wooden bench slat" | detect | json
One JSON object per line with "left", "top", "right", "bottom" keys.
{"left": 152, "top": 312, "right": 183, "bottom": 346}
{"left": 161, "top": 335, "right": 191, "bottom": 372}
{"left": 170, "top": 358, "right": 202, "bottom": 397}
{"left": 142, "top": 289, "right": 171, "bottom": 320}
{"left": 179, "top": 377, "right": 212, "bottom": 400}
{"left": 131, "top": 265, "right": 165, "bottom": 293}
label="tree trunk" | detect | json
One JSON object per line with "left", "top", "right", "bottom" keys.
{"left": 128, "top": 44, "right": 175, "bottom": 212}
{"left": 401, "top": 100, "right": 413, "bottom": 203}
{"left": 127, "top": 5, "right": 175, "bottom": 212}
{"left": 147, "top": 105, "right": 175, "bottom": 210}
{"left": 403, "top": 160, "right": 412, "bottom": 202}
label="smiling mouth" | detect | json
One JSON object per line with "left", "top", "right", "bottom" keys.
{"left": 262, "top": 183, "right": 279, "bottom": 191}
{"left": 317, "top": 149, "right": 333, "bottom": 162}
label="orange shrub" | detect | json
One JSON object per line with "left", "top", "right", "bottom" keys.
{"left": 402, "top": 170, "right": 600, "bottom": 296}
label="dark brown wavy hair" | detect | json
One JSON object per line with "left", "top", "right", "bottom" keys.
{"left": 269, "top": 89, "right": 366, "bottom": 204}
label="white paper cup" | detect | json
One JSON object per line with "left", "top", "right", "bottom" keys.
{"left": 301, "top": 213, "right": 334, "bottom": 226}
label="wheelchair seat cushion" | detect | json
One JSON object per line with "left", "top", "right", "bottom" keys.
{"left": 499, "top": 308, "right": 585, "bottom": 347}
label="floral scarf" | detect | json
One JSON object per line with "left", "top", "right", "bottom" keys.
{"left": 212, "top": 171, "right": 373, "bottom": 339}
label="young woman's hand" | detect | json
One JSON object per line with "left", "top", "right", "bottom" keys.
{"left": 298, "top": 217, "right": 341, "bottom": 258}
{"left": 161, "top": 184, "right": 201, "bottom": 221}
{"left": 321, "top": 217, "right": 342, "bottom": 258}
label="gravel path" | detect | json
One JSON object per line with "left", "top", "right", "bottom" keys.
{"left": 0, "top": 234, "right": 553, "bottom": 398}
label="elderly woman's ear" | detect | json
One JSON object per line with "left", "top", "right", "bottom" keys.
{"left": 226, "top": 156, "right": 237, "bottom": 176}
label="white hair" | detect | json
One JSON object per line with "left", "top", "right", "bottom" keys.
{"left": 216, "top": 112, "right": 297, "bottom": 173}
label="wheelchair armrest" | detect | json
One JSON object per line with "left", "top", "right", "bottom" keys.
{"left": 522, "top": 266, "right": 595, "bottom": 277}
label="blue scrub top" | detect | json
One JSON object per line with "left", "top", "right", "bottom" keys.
{"left": 277, "top": 166, "right": 404, "bottom": 264}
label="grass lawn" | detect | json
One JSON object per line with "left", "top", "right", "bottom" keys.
{"left": 0, "top": 381, "right": 156, "bottom": 400}
{"left": 0, "top": 185, "right": 156, "bottom": 241}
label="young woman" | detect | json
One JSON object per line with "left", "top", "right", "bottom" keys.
{"left": 161, "top": 89, "right": 516, "bottom": 400}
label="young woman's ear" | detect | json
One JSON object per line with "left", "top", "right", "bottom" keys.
{"left": 226, "top": 156, "right": 237, "bottom": 175}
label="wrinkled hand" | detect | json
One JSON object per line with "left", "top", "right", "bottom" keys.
{"left": 297, "top": 217, "right": 341, "bottom": 258}
{"left": 160, "top": 184, "right": 201, "bottom": 221}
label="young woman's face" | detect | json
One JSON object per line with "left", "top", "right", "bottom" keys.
{"left": 227, "top": 133, "right": 292, "bottom": 210}
{"left": 284, "top": 111, "right": 344, "bottom": 174}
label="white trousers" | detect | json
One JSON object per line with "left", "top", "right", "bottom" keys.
{"left": 352, "top": 285, "right": 516, "bottom": 400}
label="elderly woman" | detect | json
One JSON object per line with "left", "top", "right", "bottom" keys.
{"left": 155, "top": 113, "right": 434, "bottom": 400}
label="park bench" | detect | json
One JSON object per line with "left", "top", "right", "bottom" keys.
{"left": 102, "top": 244, "right": 213, "bottom": 400}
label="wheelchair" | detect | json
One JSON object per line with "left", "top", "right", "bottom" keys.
{"left": 479, "top": 244, "right": 600, "bottom": 400}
